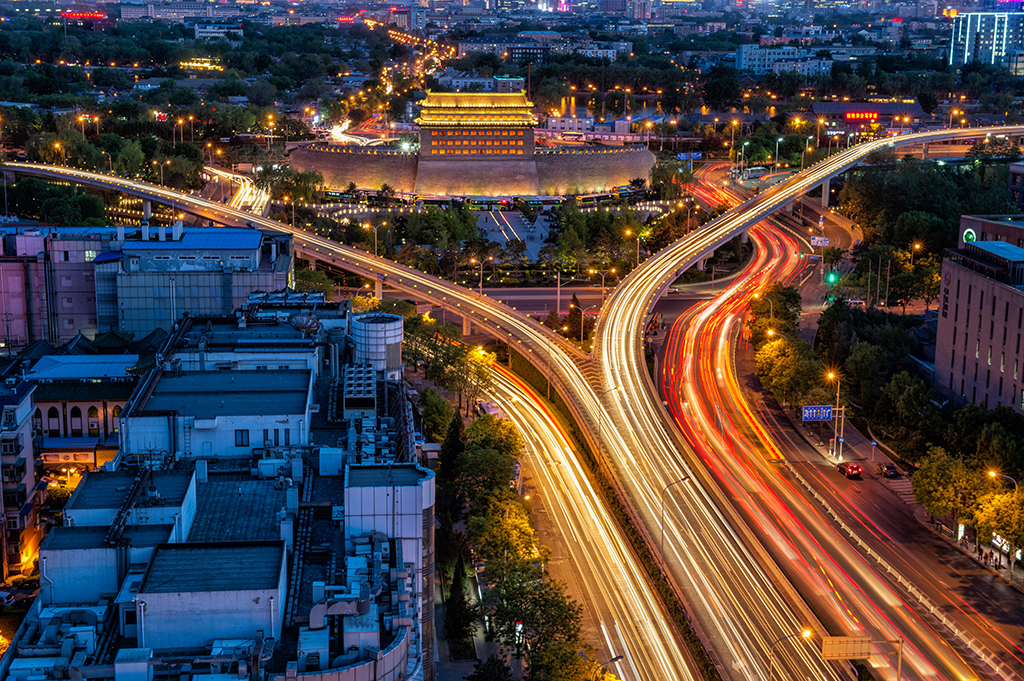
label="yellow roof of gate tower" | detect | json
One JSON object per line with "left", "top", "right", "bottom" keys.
{"left": 416, "top": 91, "right": 537, "bottom": 127}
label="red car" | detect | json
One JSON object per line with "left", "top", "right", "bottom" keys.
{"left": 838, "top": 462, "right": 863, "bottom": 478}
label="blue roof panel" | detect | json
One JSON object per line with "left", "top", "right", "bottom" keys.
{"left": 122, "top": 228, "right": 262, "bottom": 252}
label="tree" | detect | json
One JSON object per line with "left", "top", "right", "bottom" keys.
{"left": 489, "top": 573, "right": 582, "bottom": 657}
{"left": 917, "top": 90, "right": 938, "bottom": 115}
{"left": 444, "top": 552, "right": 480, "bottom": 647}
{"left": 822, "top": 246, "right": 845, "bottom": 267}
{"left": 440, "top": 412, "right": 465, "bottom": 483}
{"left": 294, "top": 268, "right": 335, "bottom": 298}
{"left": 419, "top": 388, "right": 454, "bottom": 441}
{"left": 880, "top": 371, "right": 931, "bottom": 429}
{"left": 466, "top": 654, "right": 513, "bottom": 681}
{"left": 975, "top": 490, "right": 1024, "bottom": 571}
{"left": 466, "top": 414, "right": 524, "bottom": 461}
{"left": 913, "top": 447, "right": 985, "bottom": 530}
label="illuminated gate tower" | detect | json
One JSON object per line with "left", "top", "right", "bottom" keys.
{"left": 417, "top": 91, "right": 536, "bottom": 159}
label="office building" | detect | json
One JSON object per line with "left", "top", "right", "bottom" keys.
{"left": 0, "top": 377, "right": 42, "bottom": 579}
{"left": 193, "top": 20, "right": 244, "bottom": 40}
{"left": 736, "top": 44, "right": 802, "bottom": 74}
{"left": 934, "top": 215, "right": 1024, "bottom": 413}
{"left": 120, "top": 3, "right": 240, "bottom": 21}
{"left": 949, "top": 12, "right": 1024, "bottom": 67}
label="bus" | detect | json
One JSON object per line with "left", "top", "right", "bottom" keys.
{"left": 743, "top": 166, "right": 768, "bottom": 180}
{"left": 574, "top": 192, "right": 617, "bottom": 207}
{"left": 465, "top": 196, "right": 511, "bottom": 211}
{"left": 414, "top": 194, "right": 454, "bottom": 209}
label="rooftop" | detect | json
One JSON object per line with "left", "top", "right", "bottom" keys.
{"left": 41, "top": 524, "right": 173, "bottom": 551}
{"left": 66, "top": 470, "right": 193, "bottom": 511}
{"left": 27, "top": 355, "right": 140, "bottom": 382}
{"left": 347, "top": 463, "right": 432, "bottom": 488}
{"left": 139, "top": 541, "right": 285, "bottom": 593}
{"left": 121, "top": 227, "right": 263, "bottom": 252}
{"left": 971, "top": 240, "right": 1024, "bottom": 263}
{"left": 188, "top": 475, "right": 287, "bottom": 543}
{"left": 142, "top": 370, "right": 311, "bottom": 417}
{"left": 419, "top": 91, "right": 533, "bottom": 110}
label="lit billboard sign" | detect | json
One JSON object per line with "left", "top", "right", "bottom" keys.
{"left": 845, "top": 112, "right": 879, "bottom": 121}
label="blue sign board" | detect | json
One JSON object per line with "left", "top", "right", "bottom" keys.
{"left": 810, "top": 236, "right": 830, "bottom": 248}
{"left": 838, "top": 437, "right": 845, "bottom": 443}
{"left": 676, "top": 152, "right": 703, "bottom": 160}
{"left": 802, "top": 405, "right": 833, "bottom": 422}
{"left": 871, "top": 440, "right": 877, "bottom": 447}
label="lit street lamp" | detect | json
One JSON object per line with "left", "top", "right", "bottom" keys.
{"left": 152, "top": 159, "right": 170, "bottom": 184}
{"left": 660, "top": 475, "right": 690, "bottom": 572}
{"left": 469, "top": 255, "right": 493, "bottom": 295}
{"left": 285, "top": 195, "right": 296, "bottom": 230}
{"left": 827, "top": 371, "right": 844, "bottom": 460}
{"left": 589, "top": 267, "right": 616, "bottom": 301}
{"left": 800, "top": 136, "right": 813, "bottom": 170}
{"left": 363, "top": 222, "right": 378, "bottom": 257}
{"left": 753, "top": 292, "right": 773, "bottom": 319}
{"left": 769, "top": 630, "right": 812, "bottom": 681}
{"left": 592, "top": 654, "right": 624, "bottom": 681}
{"left": 101, "top": 150, "right": 113, "bottom": 173}
{"left": 54, "top": 142, "right": 65, "bottom": 166}
{"left": 624, "top": 229, "right": 640, "bottom": 267}
{"left": 910, "top": 242, "right": 922, "bottom": 267}
{"left": 775, "top": 137, "right": 783, "bottom": 174}
{"left": 989, "top": 470, "right": 1019, "bottom": 491}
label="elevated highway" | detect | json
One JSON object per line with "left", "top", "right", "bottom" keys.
{"left": 6, "top": 124, "right": 1023, "bottom": 681}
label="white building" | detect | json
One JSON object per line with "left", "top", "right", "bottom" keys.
{"left": 120, "top": 369, "right": 314, "bottom": 461}
{"left": 193, "top": 21, "right": 243, "bottom": 40}
{"left": 735, "top": 44, "right": 803, "bottom": 74}
{"left": 546, "top": 116, "right": 595, "bottom": 131}
{"left": 772, "top": 56, "right": 833, "bottom": 76}
{"left": 0, "top": 378, "right": 41, "bottom": 578}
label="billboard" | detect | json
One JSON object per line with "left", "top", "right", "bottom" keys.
{"left": 802, "top": 405, "right": 833, "bottom": 422}
{"left": 821, "top": 636, "right": 872, "bottom": 660}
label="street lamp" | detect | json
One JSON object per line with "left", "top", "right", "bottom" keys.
{"left": 152, "top": 159, "right": 170, "bottom": 184}
{"left": 730, "top": 119, "right": 738, "bottom": 149}
{"left": 753, "top": 292, "right": 773, "bottom": 319}
{"left": 78, "top": 115, "right": 86, "bottom": 136}
{"left": 54, "top": 142, "right": 65, "bottom": 166}
{"left": 625, "top": 229, "right": 640, "bottom": 267}
{"left": 800, "top": 136, "right": 813, "bottom": 170}
{"left": 989, "top": 471, "right": 1019, "bottom": 492}
{"left": 910, "top": 242, "right": 922, "bottom": 267}
{"left": 827, "top": 371, "right": 844, "bottom": 460}
{"left": 188, "top": 114, "right": 195, "bottom": 144}
{"left": 660, "top": 476, "right": 690, "bottom": 572}
{"left": 593, "top": 654, "right": 624, "bottom": 681}
{"left": 101, "top": 150, "right": 113, "bottom": 173}
{"left": 364, "top": 222, "right": 378, "bottom": 257}
{"left": 284, "top": 195, "right": 296, "bottom": 229}
{"left": 589, "top": 267, "right": 616, "bottom": 299}
{"left": 775, "top": 137, "right": 783, "bottom": 174}
{"left": 176, "top": 118, "right": 184, "bottom": 145}
{"left": 817, "top": 117, "right": 825, "bottom": 147}
{"left": 768, "top": 630, "right": 813, "bottom": 681}
{"left": 740, "top": 140, "right": 749, "bottom": 173}
{"left": 469, "top": 255, "right": 493, "bottom": 295}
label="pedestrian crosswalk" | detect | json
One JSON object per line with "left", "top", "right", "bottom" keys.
{"left": 883, "top": 477, "right": 916, "bottom": 504}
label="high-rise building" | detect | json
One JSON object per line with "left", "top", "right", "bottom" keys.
{"left": 934, "top": 215, "right": 1024, "bottom": 413}
{"left": 949, "top": 12, "right": 1024, "bottom": 67}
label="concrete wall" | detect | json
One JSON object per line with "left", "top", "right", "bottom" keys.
{"left": 536, "top": 147, "right": 656, "bottom": 195}
{"left": 270, "top": 627, "right": 410, "bottom": 681}
{"left": 290, "top": 146, "right": 419, "bottom": 194}
{"left": 40, "top": 546, "right": 118, "bottom": 605}
{"left": 138, "top": 585, "right": 285, "bottom": 650}
{"left": 125, "top": 411, "right": 308, "bottom": 458}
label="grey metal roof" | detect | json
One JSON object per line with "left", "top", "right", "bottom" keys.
{"left": 27, "top": 355, "right": 140, "bottom": 382}
{"left": 41, "top": 524, "right": 173, "bottom": 551}
{"left": 972, "top": 240, "right": 1024, "bottom": 263}
{"left": 66, "top": 470, "right": 192, "bottom": 511}
{"left": 347, "top": 463, "right": 432, "bottom": 488}
{"left": 121, "top": 228, "right": 262, "bottom": 252}
{"left": 143, "top": 370, "right": 311, "bottom": 417}
{"left": 140, "top": 542, "right": 285, "bottom": 593}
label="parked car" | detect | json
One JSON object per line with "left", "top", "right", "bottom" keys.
{"left": 0, "top": 592, "right": 15, "bottom": 606}
{"left": 838, "top": 462, "right": 863, "bottom": 478}
{"left": 876, "top": 462, "right": 899, "bottom": 478}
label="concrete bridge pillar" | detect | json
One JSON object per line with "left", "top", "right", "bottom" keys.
{"left": 696, "top": 257, "right": 707, "bottom": 272}
{"left": 142, "top": 199, "right": 152, "bottom": 223}
{"left": 820, "top": 177, "right": 830, "bottom": 208}
{"left": 740, "top": 229, "right": 749, "bottom": 244}
{"left": 462, "top": 317, "right": 471, "bottom": 336}
{"left": 375, "top": 279, "right": 383, "bottom": 298}
{"left": 922, "top": 142, "right": 929, "bottom": 159}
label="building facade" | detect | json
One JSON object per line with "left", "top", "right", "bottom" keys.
{"left": 935, "top": 216, "right": 1024, "bottom": 414}
{"left": 735, "top": 44, "right": 802, "bottom": 74}
{"left": 0, "top": 378, "right": 42, "bottom": 578}
{"left": 949, "top": 12, "right": 1024, "bottom": 67}
{"left": 417, "top": 91, "right": 536, "bottom": 159}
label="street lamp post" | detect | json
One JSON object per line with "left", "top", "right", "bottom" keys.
{"left": 827, "top": 371, "right": 844, "bottom": 460}
{"left": 364, "top": 222, "right": 378, "bottom": 257}
{"left": 768, "top": 630, "right": 812, "bottom": 681}
{"left": 740, "top": 140, "right": 750, "bottom": 174}
{"left": 55, "top": 142, "right": 65, "bottom": 166}
{"left": 910, "top": 242, "right": 922, "bottom": 267}
{"left": 775, "top": 137, "right": 783, "bottom": 174}
{"left": 817, "top": 117, "right": 825, "bottom": 147}
{"left": 469, "top": 256, "right": 493, "bottom": 295}
{"left": 589, "top": 268, "right": 616, "bottom": 301}
{"left": 285, "top": 196, "right": 296, "bottom": 230}
{"left": 152, "top": 159, "right": 170, "bottom": 184}
{"left": 101, "top": 151, "right": 113, "bottom": 173}
{"left": 572, "top": 303, "right": 599, "bottom": 344}
{"left": 660, "top": 476, "right": 690, "bottom": 572}
{"left": 800, "top": 135, "right": 813, "bottom": 170}
{"left": 753, "top": 292, "right": 773, "bottom": 319}
{"left": 592, "top": 655, "right": 624, "bottom": 681}
{"left": 625, "top": 229, "right": 640, "bottom": 267}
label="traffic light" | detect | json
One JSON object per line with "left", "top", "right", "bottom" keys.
{"left": 826, "top": 270, "right": 839, "bottom": 284}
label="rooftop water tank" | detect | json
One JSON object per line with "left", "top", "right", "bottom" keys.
{"left": 351, "top": 313, "right": 403, "bottom": 380}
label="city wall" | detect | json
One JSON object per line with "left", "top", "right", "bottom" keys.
{"left": 289, "top": 144, "right": 656, "bottom": 197}
{"left": 290, "top": 146, "right": 419, "bottom": 194}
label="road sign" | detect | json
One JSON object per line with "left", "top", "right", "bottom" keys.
{"left": 871, "top": 440, "right": 877, "bottom": 447}
{"left": 838, "top": 437, "right": 845, "bottom": 443}
{"left": 802, "top": 405, "right": 833, "bottom": 422}
{"left": 818, "top": 214, "right": 824, "bottom": 226}
{"left": 810, "top": 236, "right": 830, "bottom": 247}
{"left": 822, "top": 636, "right": 872, "bottom": 660}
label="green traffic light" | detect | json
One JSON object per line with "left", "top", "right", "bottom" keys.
{"left": 826, "top": 271, "right": 838, "bottom": 284}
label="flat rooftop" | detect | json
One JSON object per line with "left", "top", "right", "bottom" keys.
{"left": 41, "top": 524, "right": 173, "bottom": 551}
{"left": 971, "top": 240, "right": 1024, "bottom": 263}
{"left": 27, "top": 356, "right": 140, "bottom": 382}
{"left": 66, "top": 470, "right": 193, "bottom": 511}
{"left": 347, "top": 464, "right": 431, "bottom": 488}
{"left": 143, "top": 370, "right": 311, "bottom": 417}
{"left": 139, "top": 542, "right": 285, "bottom": 593}
{"left": 188, "top": 475, "right": 287, "bottom": 543}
